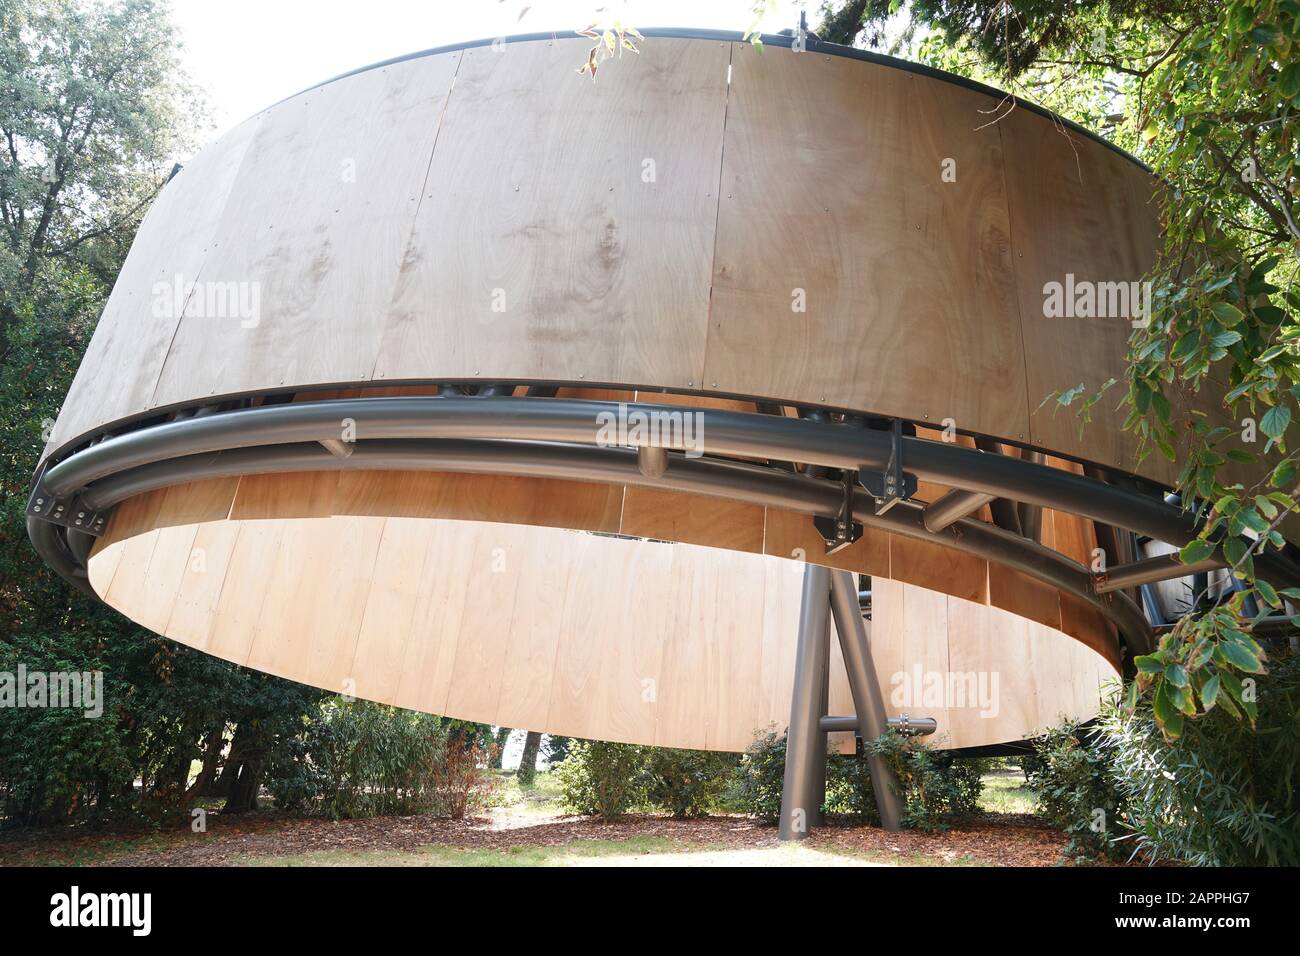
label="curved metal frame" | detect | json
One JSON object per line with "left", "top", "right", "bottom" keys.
{"left": 33, "top": 389, "right": 1300, "bottom": 659}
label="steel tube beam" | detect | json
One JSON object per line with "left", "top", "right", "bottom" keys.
{"left": 26, "top": 516, "right": 94, "bottom": 598}
{"left": 1095, "top": 553, "right": 1226, "bottom": 594}
{"left": 38, "top": 396, "right": 1300, "bottom": 589}
{"left": 1018, "top": 451, "right": 1046, "bottom": 543}
{"left": 973, "top": 437, "right": 1022, "bottom": 535}
{"left": 820, "top": 715, "right": 938, "bottom": 736}
{"left": 318, "top": 438, "right": 354, "bottom": 459}
{"left": 636, "top": 445, "right": 668, "bottom": 479}
{"left": 67, "top": 437, "right": 1154, "bottom": 653}
{"left": 779, "top": 564, "right": 831, "bottom": 841}
{"left": 42, "top": 397, "right": 876, "bottom": 494}
{"left": 922, "top": 489, "right": 996, "bottom": 532}
{"left": 829, "top": 570, "right": 905, "bottom": 831}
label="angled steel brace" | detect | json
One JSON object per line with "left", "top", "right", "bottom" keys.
{"left": 779, "top": 564, "right": 832, "bottom": 841}
{"left": 829, "top": 570, "right": 905, "bottom": 831}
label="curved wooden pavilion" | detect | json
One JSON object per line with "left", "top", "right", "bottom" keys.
{"left": 28, "top": 29, "right": 1295, "bottom": 833}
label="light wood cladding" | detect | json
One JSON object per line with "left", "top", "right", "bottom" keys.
{"left": 50, "top": 36, "right": 1187, "bottom": 497}
{"left": 704, "top": 47, "right": 1028, "bottom": 438}
{"left": 91, "top": 509, "right": 1118, "bottom": 752}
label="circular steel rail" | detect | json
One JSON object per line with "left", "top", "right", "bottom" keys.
{"left": 32, "top": 391, "right": 1300, "bottom": 658}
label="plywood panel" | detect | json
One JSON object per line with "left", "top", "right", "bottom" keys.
{"left": 655, "top": 552, "right": 717, "bottom": 749}
{"left": 620, "top": 486, "right": 765, "bottom": 553}
{"left": 347, "top": 518, "right": 432, "bottom": 703}
{"left": 392, "top": 520, "right": 476, "bottom": 714}
{"left": 989, "top": 563, "right": 1062, "bottom": 631}
{"left": 372, "top": 37, "right": 729, "bottom": 390}
{"left": 91, "top": 508, "right": 1118, "bottom": 751}
{"left": 52, "top": 116, "right": 261, "bottom": 448}
{"left": 1002, "top": 108, "right": 1168, "bottom": 479}
{"left": 889, "top": 534, "right": 988, "bottom": 604}
{"left": 334, "top": 470, "right": 624, "bottom": 533}
{"left": 494, "top": 530, "right": 579, "bottom": 731}
{"left": 48, "top": 36, "right": 1197, "bottom": 506}
{"left": 444, "top": 526, "right": 526, "bottom": 720}
{"left": 589, "top": 540, "right": 675, "bottom": 746}
{"left": 762, "top": 507, "right": 891, "bottom": 576}
{"left": 205, "top": 521, "right": 283, "bottom": 663}
{"left": 946, "top": 594, "right": 1012, "bottom": 744}
{"left": 151, "top": 52, "right": 463, "bottom": 406}
{"left": 704, "top": 46, "right": 1028, "bottom": 437}
{"left": 165, "top": 520, "right": 241, "bottom": 648}
{"left": 546, "top": 534, "right": 615, "bottom": 739}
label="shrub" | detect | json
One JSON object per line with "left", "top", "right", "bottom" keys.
{"left": 643, "top": 748, "right": 737, "bottom": 818}
{"left": 1028, "top": 651, "right": 1300, "bottom": 865}
{"left": 1025, "top": 720, "right": 1126, "bottom": 862}
{"left": 432, "top": 734, "right": 499, "bottom": 820}
{"left": 554, "top": 740, "right": 648, "bottom": 818}
{"left": 728, "top": 728, "right": 787, "bottom": 822}
{"left": 730, "top": 727, "right": 982, "bottom": 830}
{"left": 863, "top": 733, "right": 983, "bottom": 831}
{"left": 1099, "top": 650, "right": 1300, "bottom": 866}
{"left": 266, "top": 700, "right": 497, "bottom": 820}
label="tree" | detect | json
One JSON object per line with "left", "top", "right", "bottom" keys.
{"left": 0, "top": 0, "right": 200, "bottom": 358}
{"left": 815, "top": 0, "right": 1299, "bottom": 738}
{"left": 490, "top": 726, "right": 511, "bottom": 769}
{"left": 516, "top": 731, "right": 542, "bottom": 785}
{"left": 0, "top": 0, "right": 326, "bottom": 827}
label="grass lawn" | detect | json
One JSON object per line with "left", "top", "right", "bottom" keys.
{"left": 239, "top": 835, "right": 894, "bottom": 867}
{"left": 979, "top": 770, "right": 1038, "bottom": 815}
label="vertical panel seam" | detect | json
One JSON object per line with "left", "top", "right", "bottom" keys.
{"left": 994, "top": 113, "right": 1037, "bottom": 446}
{"left": 367, "top": 51, "right": 465, "bottom": 382}
{"left": 697, "top": 40, "right": 735, "bottom": 393}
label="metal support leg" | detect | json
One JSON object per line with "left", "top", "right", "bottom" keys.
{"left": 828, "top": 570, "right": 905, "bottom": 832}
{"left": 779, "top": 563, "right": 831, "bottom": 841}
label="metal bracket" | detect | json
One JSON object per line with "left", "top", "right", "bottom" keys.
{"left": 814, "top": 469, "right": 863, "bottom": 554}
{"left": 26, "top": 460, "right": 108, "bottom": 537}
{"left": 861, "top": 419, "right": 910, "bottom": 514}
{"left": 812, "top": 421, "right": 917, "bottom": 553}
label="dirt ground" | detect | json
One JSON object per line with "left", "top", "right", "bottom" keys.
{"left": 0, "top": 771, "right": 1122, "bottom": 867}
{"left": 0, "top": 809, "right": 1087, "bottom": 868}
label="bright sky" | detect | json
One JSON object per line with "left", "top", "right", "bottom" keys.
{"left": 171, "top": 0, "right": 815, "bottom": 143}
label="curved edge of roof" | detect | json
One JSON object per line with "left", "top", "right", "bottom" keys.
{"left": 257, "top": 26, "right": 1149, "bottom": 174}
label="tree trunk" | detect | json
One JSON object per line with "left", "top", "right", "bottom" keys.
{"left": 208, "top": 723, "right": 247, "bottom": 799}
{"left": 490, "top": 727, "right": 511, "bottom": 769}
{"left": 223, "top": 748, "right": 265, "bottom": 814}
{"left": 219, "top": 723, "right": 267, "bottom": 813}
{"left": 183, "top": 724, "right": 227, "bottom": 804}
{"left": 517, "top": 731, "right": 542, "bottom": 785}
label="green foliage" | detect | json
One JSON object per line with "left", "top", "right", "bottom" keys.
{"left": 554, "top": 739, "right": 648, "bottom": 819}
{"left": 267, "top": 700, "right": 497, "bottom": 820}
{"left": 1026, "top": 721, "right": 1129, "bottom": 861}
{"left": 1130, "top": 597, "right": 1270, "bottom": 738}
{"left": 1100, "top": 651, "right": 1300, "bottom": 865}
{"left": 731, "top": 727, "right": 983, "bottom": 830}
{"left": 1032, "top": 656, "right": 1300, "bottom": 865}
{"left": 728, "top": 727, "right": 788, "bottom": 822}
{"left": 642, "top": 747, "right": 737, "bottom": 818}
{"left": 864, "top": 732, "right": 984, "bottom": 831}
